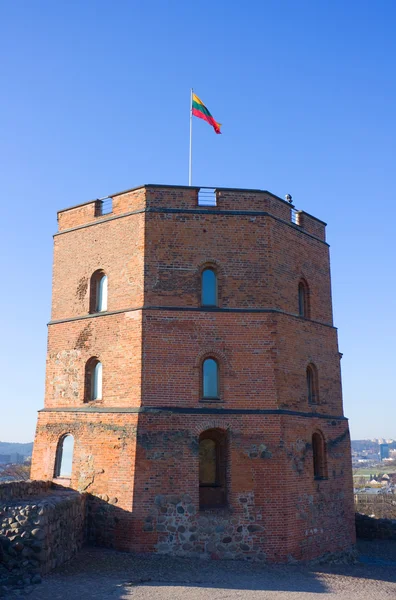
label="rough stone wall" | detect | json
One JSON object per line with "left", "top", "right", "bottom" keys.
{"left": 0, "top": 484, "right": 85, "bottom": 593}
{"left": 146, "top": 493, "right": 267, "bottom": 561}
{"left": 0, "top": 481, "right": 52, "bottom": 503}
{"left": 356, "top": 513, "right": 396, "bottom": 540}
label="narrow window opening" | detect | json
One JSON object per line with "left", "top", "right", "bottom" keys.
{"left": 54, "top": 434, "right": 74, "bottom": 478}
{"left": 199, "top": 429, "right": 227, "bottom": 509}
{"left": 90, "top": 270, "right": 108, "bottom": 313}
{"left": 298, "top": 283, "right": 305, "bottom": 317}
{"left": 92, "top": 361, "right": 103, "bottom": 400}
{"left": 96, "top": 275, "right": 108, "bottom": 312}
{"left": 312, "top": 432, "right": 327, "bottom": 479}
{"left": 198, "top": 188, "right": 216, "bottom": 206}
{"left": 298, "top": 280, "right": 310, "bottom": 318}
{"left": 202, "top": 358, "right": 219, "bottom": 399}
{"left": 201, "top": 268, "right": 218, "bottom": 306}
{"left": 307, "top": 364, "right": 318, "bottom": 404}
{"left": 85, "top": 358, "right": 102, "bottom": 402}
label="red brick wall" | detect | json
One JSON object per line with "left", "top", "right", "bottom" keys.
{"left": 31, "top": 183, "right": 354, "bottom": 562}
{"left": 57, "top": 187, "right": 146, "bottom": 232}
{"left": 32, "top": 411, "right": 355, "bottom": 561}
{"left": 144, "top": 209, "right": 330, "bottom": 320}
{"left": 268, "top": 218, "right": 332, "bottom": 323}
{"left": 275, "top": 315, "right": 343, "bottom": 414}
{"left": 31, "top": 411, "right": 138, "bottom": 504}
{"left": 45, "top": 312, "right": 142, "bottom": 408}
{"left": 141, "top": 311, "right": 341, "bottom": 414}
{"left": 52, "top": 212, "right": 145, "bottom": 321}
{"left": 142, "top": 311, "right": 278, "bottom": 409}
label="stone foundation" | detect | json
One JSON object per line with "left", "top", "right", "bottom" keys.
{"left": 0, "top": 482, "right": 85, "bottom": 595}
{"left": 148, "top": 492, "right": 266, "bottom": 561}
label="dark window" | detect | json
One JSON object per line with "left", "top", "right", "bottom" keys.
{"left": 199, "top": 429, "right": 227, "bottom": 508}
{"left": 298, "top": 280, "right": 310, "bottom": 318}
{"left": 307, "top": 364, "right": 318, "bottom": 404}
{"left": 54, "top": 434, "right": 74, "bottom": 478}
{"left": 199, "top": 439, "right": 217, "bottom": 485}
{"left": 202, "top": 358, "right": 219, "bottom": 399}
{"left": 90, "top": 270, "right": 108, "bottom": 313}
{"left": 312, "top": 432, "right": 327, "bottom": 479}
{"left": 84, "top": 358, "right": 102, "bottom": 402}
{"left": 201, "top": 268, "right": 217, "bottom": 307}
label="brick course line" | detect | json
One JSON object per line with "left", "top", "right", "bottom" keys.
{"left": 48, "top": 306, "right": 336, "bottom": 329}
{"left": 54, "top": 207, "right": 329, "bottom": 245}
{"left": 38, "top": 406, "right": 348, "bottom": 419}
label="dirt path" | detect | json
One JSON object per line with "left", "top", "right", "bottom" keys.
{"left": 13, "top": 540, "right": 396, "bottom": 599}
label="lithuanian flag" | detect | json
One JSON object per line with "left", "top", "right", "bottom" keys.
{"left": 192, "top": 93, "right": 222, "bottom": 134}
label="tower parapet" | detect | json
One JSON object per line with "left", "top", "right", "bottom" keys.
{"left": 57, "top": 185, "right": 326, "bottom": 242}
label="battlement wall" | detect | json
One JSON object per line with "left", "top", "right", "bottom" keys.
{"left": 56, "top": 185, "right": 326, "bottom": 242}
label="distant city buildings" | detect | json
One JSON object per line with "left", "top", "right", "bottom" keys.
{"left": 351, "top": 439, "right": 396, "bottom": 467}
{"left": 379, "top": 444, "right": 390, "bottom": 461}
{"left": 0, "top": 453, "right": 24, "bottom": 465}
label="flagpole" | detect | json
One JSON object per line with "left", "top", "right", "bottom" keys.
{"left": 189, "top": 88, "right": 193, "bottom": 186}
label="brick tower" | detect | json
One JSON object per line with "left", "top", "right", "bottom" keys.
{"left": 31, "top": 185, "right": 355, "bottom": 562}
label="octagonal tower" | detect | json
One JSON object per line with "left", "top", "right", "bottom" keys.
{"left": 31, "top": 184, "right": 355, "bottom": 561}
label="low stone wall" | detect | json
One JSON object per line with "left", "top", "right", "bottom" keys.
{"left": 0, "top": 480, "right": 52, "bottom": 503}
{"left": 0, "top": 483, "right": 85, "bottom": 595}
{"left": 356, "top": 512, "right": 396, "bottom": 540}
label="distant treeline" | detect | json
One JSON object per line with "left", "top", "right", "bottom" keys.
{"left": 0, "top": 442, "right": 33, "bottom": 457}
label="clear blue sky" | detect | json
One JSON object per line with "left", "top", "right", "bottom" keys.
{"left": 1, "top": 1, "right": 395, "bottom": 442}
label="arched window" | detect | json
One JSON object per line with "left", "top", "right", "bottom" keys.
{"left": 199, "top": 429, "right": 227, "bottom": 508}
{"left": 84, "top": 358, "right": 102, "bottom": 402}
{"left": 89, "top": 270, "right": 108, "bottom": 313}
{"left": 201, "top": 268, "right": 217, "bottom": 307}
{"left": 307, "top": 363, "right": 318, "bottom": 404}
{"left": 54, "top": 434, "right": 74, "bottom": 478}
{"left": 298, "top": 279, "right": 310, "bottom": 318}
{"left": 202, "top": 358, "right": 219, "bottom": 399}
{"left": 312, "top": 431, "right": 327, "bottom": 479}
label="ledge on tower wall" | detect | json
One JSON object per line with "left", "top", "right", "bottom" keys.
{"left": 0, "top": 480, "right": 85, "bottom": 592}
{"left": 56, "top": 185, "right": 327, "bottom": 242}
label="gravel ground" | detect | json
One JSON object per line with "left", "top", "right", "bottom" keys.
{"left": 9, "top": 540, "right": 396, "bottom": 599}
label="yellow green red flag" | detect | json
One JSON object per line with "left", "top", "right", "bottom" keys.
{"left": 192, "top": 93, "right": 222, "bottom": 134}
